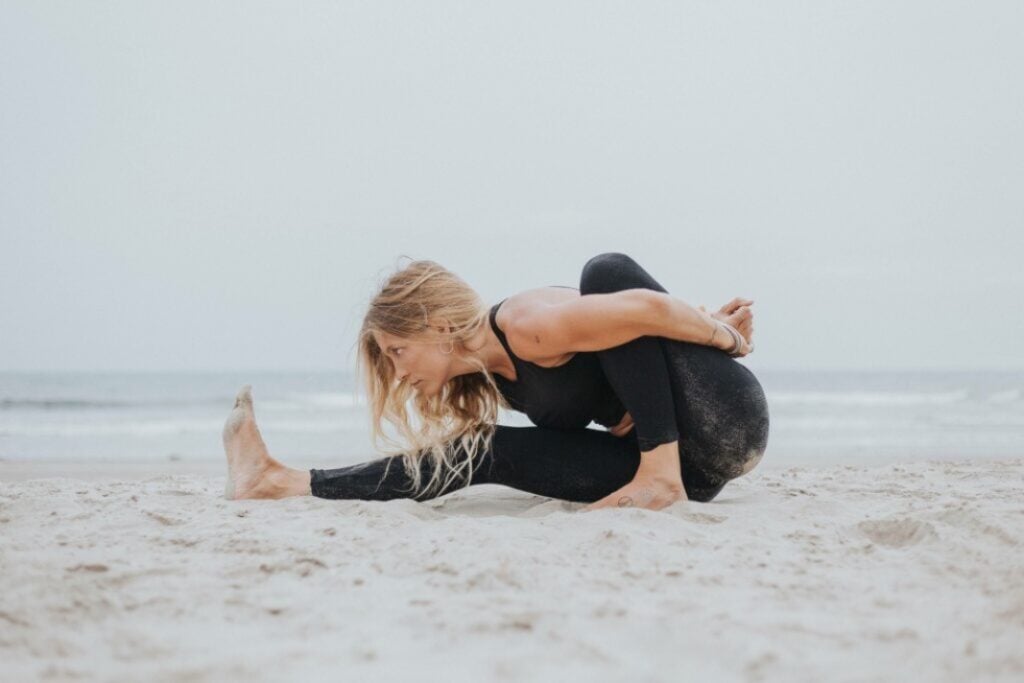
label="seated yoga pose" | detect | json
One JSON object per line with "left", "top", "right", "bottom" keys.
{"left": 222, "top": 252, "right": 769, "bottom": 511}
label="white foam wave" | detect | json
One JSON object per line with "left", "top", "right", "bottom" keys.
{"left": 769, "top": 416, "right": 892, "bottom": 430}
{"left": 285, "top": 392, "right": 365, "bottom": 408}
{"left": 0, "top": 418, "right": 360, "bottom": 437}
{"left": 767, "top": 390, "right": 970, "bottom": 407}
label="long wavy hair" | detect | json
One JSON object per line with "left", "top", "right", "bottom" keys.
{"left": 354, "top": 257, "right": 507, "bottom": 499}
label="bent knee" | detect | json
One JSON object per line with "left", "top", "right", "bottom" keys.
{"left": 738, "top": 448, "right": 765, "bottom": 476}
{"left": 579, "top": 252, "right": 640, "bottom": 294}
{"left": 702, "top": 446, "right": 766, "bottom": 483}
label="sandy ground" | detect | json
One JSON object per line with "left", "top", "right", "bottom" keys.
{"left": 1, "top": 458, "right": 1022, "bottom": 683}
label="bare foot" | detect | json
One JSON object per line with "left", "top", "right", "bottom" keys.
{"left": 582, "top": 474, "right": 686, "bottom": 512}
{"left": 222, "top": 385, "right": 307, "bottom": 500}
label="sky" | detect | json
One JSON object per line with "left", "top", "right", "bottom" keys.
{"left": 2, "top": 1, "right": 1022, "bottom": 373}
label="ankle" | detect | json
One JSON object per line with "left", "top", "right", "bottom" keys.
{"left": 637, "top": 442, "right": 683, "bottom": 482}
{"left": 264, "top": 464, "right": 312, "bottom": 498}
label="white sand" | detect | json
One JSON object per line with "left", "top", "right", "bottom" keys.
{"left": 2, "top": 458, "right": 1022, "bottom": 682}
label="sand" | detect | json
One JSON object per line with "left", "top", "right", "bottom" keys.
{"left": 1, "top": 457, "right": 1022, "bottom": 682}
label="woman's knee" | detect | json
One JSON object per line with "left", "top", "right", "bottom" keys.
{"left": 579, "top": 252, "right": 644, "bottom": 295}
{"left": 737, "top": 448, "right": 765, "bottom": 476}
{"left": 686, "top": 482, "right": 727, "bottom": 503}
{"left": 701, "top": 445, "right": 767, "bottom": 484}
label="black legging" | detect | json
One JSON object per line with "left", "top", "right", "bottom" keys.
{"left": 310, "top": 253, "right": 770, "bottom": 503}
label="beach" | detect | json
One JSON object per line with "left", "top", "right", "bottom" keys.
{"left": 3, "top": 456, "right": 1022, "bottom": 682}
{"left": 5, "top": 0, "right": 1023, "bottom": 678}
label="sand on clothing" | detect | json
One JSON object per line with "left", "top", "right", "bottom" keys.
{"left": 1, "top": 457, "right": 1022, "bottom": 682}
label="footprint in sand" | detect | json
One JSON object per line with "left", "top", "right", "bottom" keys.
{"left": 679, "top": 511, "right": 727, "bottom": 525}
{"left": 856, "top": 518, "right": 938, "bottom": 548}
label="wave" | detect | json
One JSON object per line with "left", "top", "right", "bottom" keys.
{"left": 284, "top": 392, "right": 364, "bottom": 408}
{"left": 0, "top": 418, "right": 363, "bottom": 437}
{"left": 767, "top": 390, "right": 971, "bottom": 407}
{"left": 0, "top": 392, "right": 365, "bottom": 412}
{"left": 1, "top": 399, "right": 138, "bottom": 409}
{"left": 986, "top": 389, "right": 1020, "bottom": 404}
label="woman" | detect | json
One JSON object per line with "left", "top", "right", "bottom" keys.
{"left": 223, "top": 252, "right": 769, "bottom": 511}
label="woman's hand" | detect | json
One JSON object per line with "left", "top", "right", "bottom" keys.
{"left": 697, "top": 298, "right": 754, "bottom": 355}
{"left": 582, "top": 473, "right": 686, "bottom": 511}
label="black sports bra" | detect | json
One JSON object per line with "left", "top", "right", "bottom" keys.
{"left": 488, "top": 294, "right": 627, "bottom": 430}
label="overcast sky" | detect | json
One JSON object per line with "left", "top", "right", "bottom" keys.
{"left": 2, "top": 1, "right": 1022, "bottom": 373}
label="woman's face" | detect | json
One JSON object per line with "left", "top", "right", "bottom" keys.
{"left": 373, "top": 329, "right": 452, "bottom": 396}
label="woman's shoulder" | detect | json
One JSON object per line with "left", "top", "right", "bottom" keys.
{"left": 494, "top": 286, "right": 579, "bottom": 325}
{"left": 494, "top": 286, "right": 580, "bottom": 367}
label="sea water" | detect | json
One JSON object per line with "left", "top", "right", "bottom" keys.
{"left": 0, "top": 370, "right": 1021, "bottom": 467}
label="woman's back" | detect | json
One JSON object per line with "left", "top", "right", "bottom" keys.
{"left": 489, "top": 290, "right": 628, "bottom": 431}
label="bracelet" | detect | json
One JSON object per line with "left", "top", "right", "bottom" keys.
{"left": 707, "top": 320, "right": 718, "bottom": 346}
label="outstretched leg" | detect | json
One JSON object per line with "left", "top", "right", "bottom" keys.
{"left": 310, "top": 424, "right": 646, "bottom": 502}
{"left": 224, "top": 384, "right": 730, "bottom": 503}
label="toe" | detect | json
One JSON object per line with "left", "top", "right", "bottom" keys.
{"left": 225, "top": 386, "right": 255, "bottom": 442}
{"left": 223, "top": 405, "right": 246, "bottom": 442}
{"left": 234, "top": 385, "right": 253, "bottom": 409}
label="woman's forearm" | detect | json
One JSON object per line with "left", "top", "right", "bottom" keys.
{"left": 648, "top": 292, "right": 718, "bottom": 347}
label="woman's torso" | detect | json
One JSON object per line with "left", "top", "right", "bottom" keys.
{"left": 489, "top": 286, "right": 627, "bottom": 430}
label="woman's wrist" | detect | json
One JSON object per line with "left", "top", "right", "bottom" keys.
{"left": 662, "top": 295, "right": 725, "bottom": 350}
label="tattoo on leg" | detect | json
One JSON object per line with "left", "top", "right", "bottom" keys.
{"left": 617, "top": 496, "right": 634, "bottom": 507}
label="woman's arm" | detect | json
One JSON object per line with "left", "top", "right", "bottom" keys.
{"left": 506, "top": 289, "right": 749, "bottom": 363}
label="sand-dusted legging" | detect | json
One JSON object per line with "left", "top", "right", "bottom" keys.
{"left": 310, "top": 253, "right": 770, "bottom": 503}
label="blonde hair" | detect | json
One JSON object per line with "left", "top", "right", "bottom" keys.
{"left": 354, "top": 257, "right": 506, "bottom": 499}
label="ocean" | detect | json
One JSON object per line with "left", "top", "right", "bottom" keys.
{"left": 1, "top": 370, "right": 1021, "bottom": 468}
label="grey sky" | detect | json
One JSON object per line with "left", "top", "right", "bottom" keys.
{"left": 2, "top": 1, "right": 1022, "bottom": 373}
